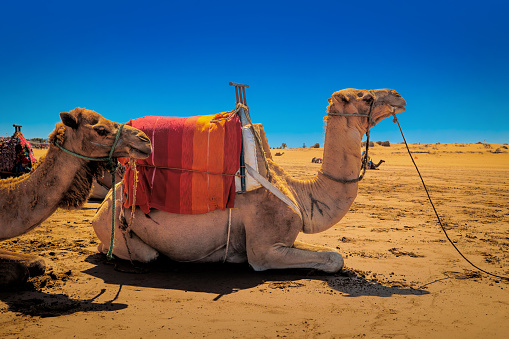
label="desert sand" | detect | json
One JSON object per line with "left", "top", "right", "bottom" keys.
{"left": 1, "top": 142, "right": 508, "bottom": 338}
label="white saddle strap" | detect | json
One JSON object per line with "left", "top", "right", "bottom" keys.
{"left": 244, "top": 163, "right": 303, "bottom": 221}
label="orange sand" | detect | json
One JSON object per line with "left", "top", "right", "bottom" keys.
{"left": 1, "top": 143, "right": 508, "bottom": 338}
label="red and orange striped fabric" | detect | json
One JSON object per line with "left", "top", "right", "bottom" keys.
{"left": 122, "top": 112, "right": 241, "bottom": 214}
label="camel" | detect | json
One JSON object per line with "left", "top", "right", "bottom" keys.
{"left": 0, "top": 108, "right": 152, "bottom": 289}
{"left": 369, "top": 159, "right": 385, "bottom": 169}
{"left": 92, "top": 88, "right": 406, "bottom": 273}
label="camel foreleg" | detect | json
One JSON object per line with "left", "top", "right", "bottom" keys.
{"left": 248, "top": 241, "right": 344, "bottom": 273}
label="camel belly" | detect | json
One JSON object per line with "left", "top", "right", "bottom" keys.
{"left": 129, "top": 208, "right": 246, "bottom": 263}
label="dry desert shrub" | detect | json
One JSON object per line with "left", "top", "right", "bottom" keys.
{"left": 493, "top": 148, "right": 507, "bottom": 153}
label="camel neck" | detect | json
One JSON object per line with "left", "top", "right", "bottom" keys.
{"left": 288, "top": 116, "right": 365, "bottom": 234}
{"left": 0, "top": 146, "right": 85, "bottom": 239}
{"left": 321, "top": 116, "right": 364, "bottom": 180}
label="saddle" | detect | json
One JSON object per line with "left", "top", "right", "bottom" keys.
{"left": 122, "top": 110, "right": 243, "bottom": 215}
{"left": 0, "top": 132, "right": 37, "bottom": 175}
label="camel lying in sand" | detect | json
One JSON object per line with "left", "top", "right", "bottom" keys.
{"left": 0, "top": 108, "right": 152, "bottom": 289}
{"left": 92, "top": 88, "right": 406, "bottom": 272}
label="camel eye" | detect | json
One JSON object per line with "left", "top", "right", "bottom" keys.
{"left": 357, "top": 92, "right": 364, "bottom": 97}
{"left": 94, "top": 126, "right": 109, "bottom": 136}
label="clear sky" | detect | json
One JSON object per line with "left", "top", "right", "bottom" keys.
{"left": 1, "top": 0, "right": 508, "bottom": 147}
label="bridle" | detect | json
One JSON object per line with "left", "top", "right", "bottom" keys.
{"left": 54, "top": 123, "right": 125, "bottom": 173}
{"left": 318, "top": 91, "right": 376, "bottom": 184}
{"left": 54, "top": 123, "right": 125, "bottom": 259}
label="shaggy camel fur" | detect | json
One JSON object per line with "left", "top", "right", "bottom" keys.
{"left": 0, "top": 108, "right": 152, "bottom": 289}
{"left": 92, "top": 89, "right": 406, "bottom": 272}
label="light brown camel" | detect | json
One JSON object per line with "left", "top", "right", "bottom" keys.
{"left": 88, "top": 167, "right": 124, "bottom": 200}
{"left": 92, "top": 88, "right": 406, "bottom": 272}
{"left": 0, "top": 108, "right": 152, "bottom": 289}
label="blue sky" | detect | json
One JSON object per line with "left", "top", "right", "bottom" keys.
{"left": 1, "top": 0, "right": 508, "bottom": 147}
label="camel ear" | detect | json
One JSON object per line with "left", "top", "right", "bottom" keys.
{"left": 362, "top": 92, "right": 374, "bottom": 103}
{"left": 60, "top": 112, "right": 79, "bottom": 129}
{"left": 333, "top": 93, "right": 349, "bottom": 103}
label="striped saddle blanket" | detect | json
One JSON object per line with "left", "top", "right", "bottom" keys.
{"left": 122, "top": 111, "right": 242, "bottom": 215}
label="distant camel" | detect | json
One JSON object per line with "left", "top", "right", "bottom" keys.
{"left": 275, "top": 152, "right": 284, "bottom": 156}
{"left": 369, "top": 159, "right": 385, "bottom": 169}
{"left": 311, "top": 157, "right": 323, "bottom": 163}
{"left": 0, "top": 108, "right": 152, "bottom": 289}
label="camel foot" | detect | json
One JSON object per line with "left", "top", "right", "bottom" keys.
{"left": 0, "top": 250, "right": 46, "bottom": 290}
{"left": 0, "top": 261, "right": 29, "bottom": 290}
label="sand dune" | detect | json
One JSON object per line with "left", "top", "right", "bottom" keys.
{"left": 1, "top": 143, "right": 508, "bottom": 338}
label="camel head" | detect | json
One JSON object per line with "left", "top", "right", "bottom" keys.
{"left": 327, "top": 88, "right": 406, "bottom": 130}
{"left": 56, "top": 107, "right": 152, "bottom": 159}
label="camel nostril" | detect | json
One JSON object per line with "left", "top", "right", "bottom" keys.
{"left": 138, "top": 135, "right": 150, "bottom": 143}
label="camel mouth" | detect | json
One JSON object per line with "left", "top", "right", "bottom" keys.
{"left": 129, "top": 146, "right": 151, "bottom": 159}
{"left": 392, "top": 105, "right": 406, "bottom": 113}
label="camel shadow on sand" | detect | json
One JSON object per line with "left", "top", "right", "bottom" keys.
{"left": 0, "top": 254, "right": 428, "bottom": 317}
{"left": 0, "top": 285, "right": 128, "bottom": 318}
{"left": 82, "top": 253, "right": 429, "bottom": 300}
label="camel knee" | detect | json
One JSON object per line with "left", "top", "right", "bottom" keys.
{"left": 324, "top": 252, "right": 344, "bottom": 273}
{"left": 247, "top": 249, "right": 277, "bottom": 272}
{"left": 92, "top": 203, "right": 158, "bottom": 263}
{"left": 96, "top": 232, "right": 159, "bottom": 263}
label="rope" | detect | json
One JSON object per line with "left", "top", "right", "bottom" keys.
{"left": 240, "top": 105, "right": 271, "bottom": 180}
{"left": 54, "top": 141, "right": 110, "bottom": 162}
{"left": 223, "top": 209, "right": 232, "bottom": 263}
{"left": 135, "top": 164, "right": 242, "bottom": 177}
{"left": 107, "top": 165, "right": 118, "bottom": 259}
{"left": 129, "top": 158, "right": 138, "bottom": 224}
{"left": 392, "top": 114, "right": 509, "bottom": 281}
{"left": 210, "top": 104, "right": 242, "bottom": 122}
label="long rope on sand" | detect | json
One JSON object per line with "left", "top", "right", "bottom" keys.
{"left": 392, "top": 114, "right": 508, "bottom": 281}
